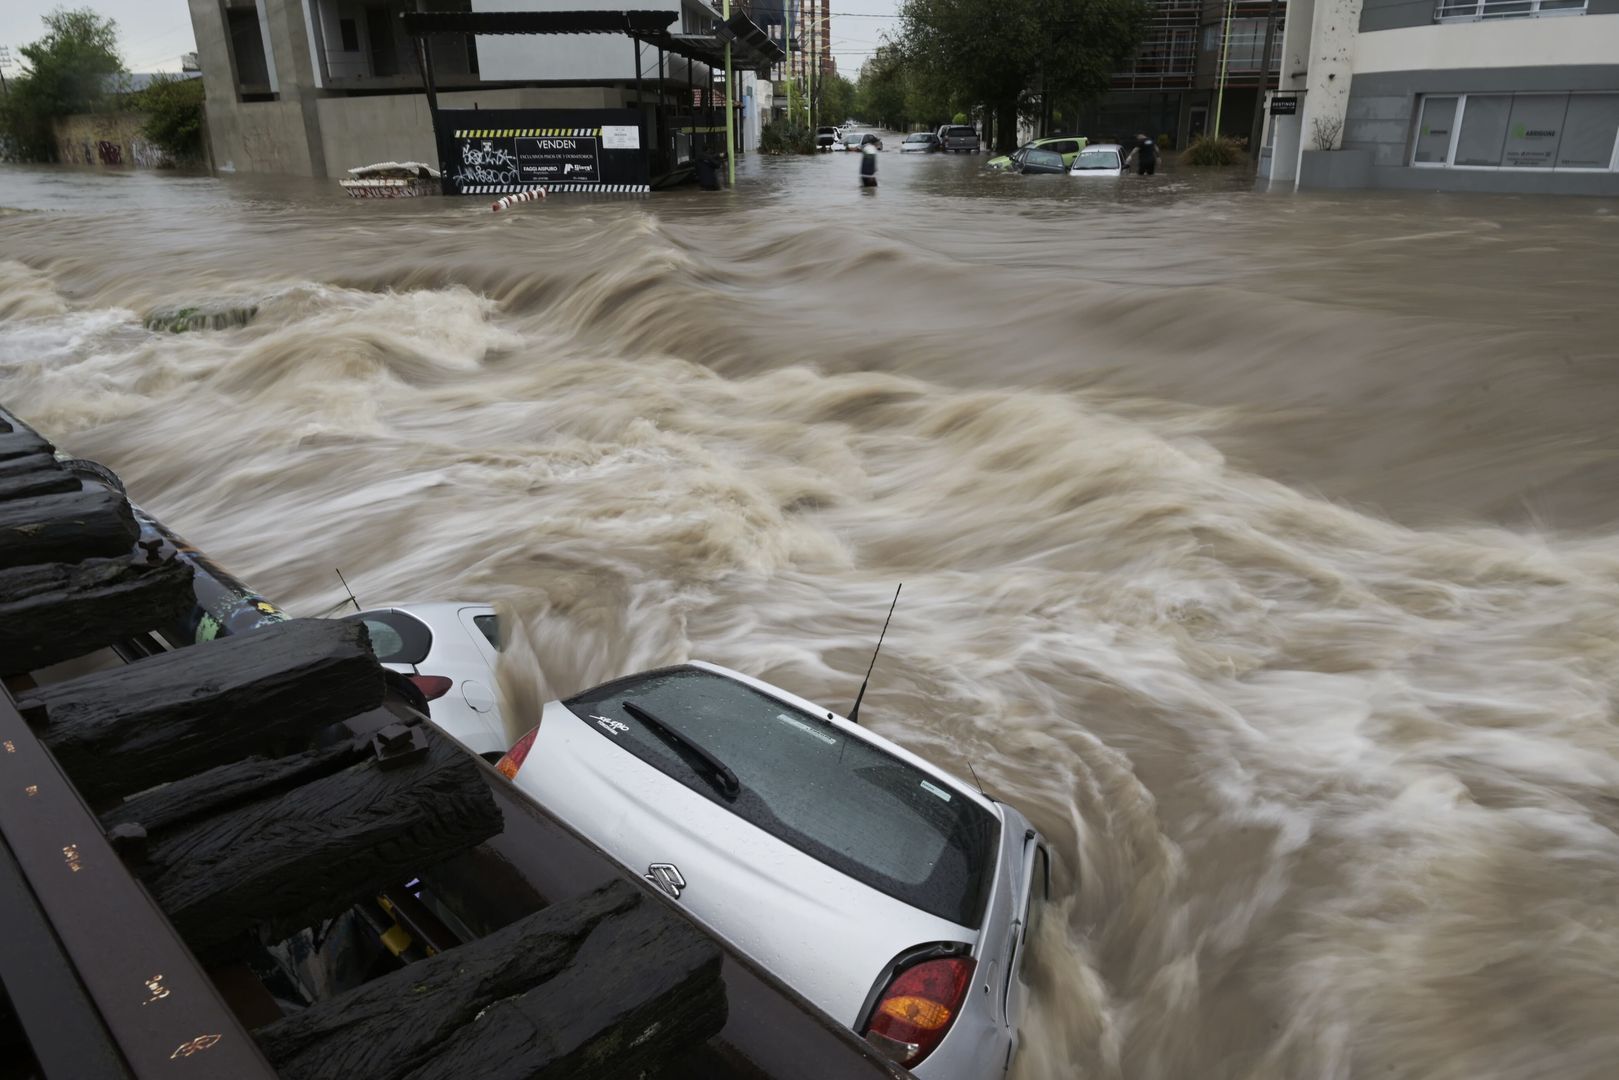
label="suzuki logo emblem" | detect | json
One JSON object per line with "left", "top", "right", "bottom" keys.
{"left": 645, "top": 863, "right": 686, "bottom": 899}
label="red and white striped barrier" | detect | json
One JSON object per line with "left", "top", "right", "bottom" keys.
{"left": 491, "top": 187, "right": 546, "bottom": 212}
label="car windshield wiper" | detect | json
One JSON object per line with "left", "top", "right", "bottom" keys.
{"left": 622, "top": 700, "right": 741, "bottom": 800}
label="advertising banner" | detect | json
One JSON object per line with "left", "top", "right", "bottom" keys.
{"left": 436, "top": 108, "right": 648, "bottom": 195}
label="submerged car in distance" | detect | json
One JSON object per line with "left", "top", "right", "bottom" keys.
{"left": 497, "top": 661, "right": 1053, "bottom": 1080}
{"left": 937, "top": 125, "right": 981, "bottom": 153}
{"left": 818, "top": 126, "right": 841, "bottom": 151}
{"left": 986, "top": 136, "right": 1088, "bottom": 171}
{"left": 1011, "top": 147, "right": 1069, "bottom": 175}
{"left": 1071, "top": 144, "right": 1127, "bottom": 177}
{"left": 900, "top": 132, "right": 942, "bottom": 153}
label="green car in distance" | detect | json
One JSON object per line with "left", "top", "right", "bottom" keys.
{"left": 986, "top": 135, "right": 1088, "bottom": 171}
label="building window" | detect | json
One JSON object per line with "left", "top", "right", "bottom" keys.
{"left": 339, "top": 18, "right": 359, "bottom": 52}
{"left": 1411, "top": 92, "right": 1619, "bottom": 171}
{"left": 225, "top": 2, "right": 274, "bottom": 99}
{"left": 1434, "top": 0, "right": 1585, "bottom": 21}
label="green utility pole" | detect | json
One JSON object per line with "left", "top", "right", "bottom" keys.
{"left": 785, "top": 2, "right": 793, "bottom": 126}
{"left": 807, "top": 0, "right": 816, "bottom": 132}
{"left": 1212, "top": 0, "right": 1237, "bottom": 138}
{"left": 723, "top": 0, "right": 735, "bottom": 186}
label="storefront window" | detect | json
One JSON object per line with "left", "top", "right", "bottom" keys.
{"left": 1413, "top": 97, "right": 1458, "bottom": 164}
{"left": 1411, "top": 92, "right": 1618, "bottom": 171}
{"left": 1453, "top": 94, "right": 1510, "bottom": 166}
{"left": 1557, "top": 95, "right": 1619, "bottom": 169}
{"left": 1501, "top": 94, "right": 1568, "bottom": 168}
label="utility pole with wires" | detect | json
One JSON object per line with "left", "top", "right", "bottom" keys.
{"left": 1248, "top": 0, "right": 1283, "bottom": 161}
{"left": 1212, "top": 0, "right": 1238, "bottom": 139}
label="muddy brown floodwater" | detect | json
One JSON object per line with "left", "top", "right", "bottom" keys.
{"left": 4, "top": 150, "right": 1619, "bottom": 1080}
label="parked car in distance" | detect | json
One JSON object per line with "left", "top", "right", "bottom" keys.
{"left": 900, "top": 132, "right": 941, "bottom": 153}
{"left": 986, "top": 135, "right": 1088, "bottom": 171}
{"left": 345, "top": 603, "right": 507, "bottom": 758}
{"left": 817, "top": 126, "right": 841, "bottom": 151}
{"left": 496, "top": 661, "right": 1052, "bottom": 1080}
{"left": 1013, "top": 147, "right": 1069, "bottom": 174}
{"left": 1071, "top": 143, "right": 1127, "bottom": 177}
{"left": 937, "top": 124, "right": 981, "bottom": 152}
{"left": 841, "top": 132, "right": 883, "bottom": 151}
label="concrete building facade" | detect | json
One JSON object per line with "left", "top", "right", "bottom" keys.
{"left": 1267, "top": 0, "right": 1619, "bottom": 193}
{"left": 188, "top": 0, "right": 728, "bottom": 177}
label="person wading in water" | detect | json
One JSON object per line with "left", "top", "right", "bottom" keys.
{"left": 1126, "top": 133, "right": 1159, "bottom": 176}
{"left": 860, "top": 135, "right": 879, "bottom": 189}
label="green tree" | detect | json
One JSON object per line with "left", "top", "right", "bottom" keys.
{"left": 855, "top": 45, "right": 911, "bottom": 130}
{"left": 899, "top": 0, "right": 1148, "bottom": 152}
{"left": 0, "top": 8, "right": 125, "bottom": 161}
{"left": 135, "top": 74, "right": 206, "bottom": 161}
{"left": 819, "top": 73, "right": 857, "bottom": 127}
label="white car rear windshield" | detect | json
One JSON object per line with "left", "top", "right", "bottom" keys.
{"left": 566, "top": 666, "right": 999, "bottom": 927}
{"left": 1075, "top": 150, "right": 1121, "bottom": 170}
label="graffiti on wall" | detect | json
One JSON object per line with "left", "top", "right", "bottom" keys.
{"left": 131, "top": 137, "right": 170, "bottom": 168}
{"left": 97, "top": 140, "right": 123, "bottom": 166}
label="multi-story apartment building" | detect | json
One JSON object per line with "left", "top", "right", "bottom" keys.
{"left": 1077, "top": 0, "right": 1283, "bottom": 148}
{"left": 1270, "top": 0, "right": 1619, "bottom": 193}
{"left": 188, "top": 0, "right": 756, "bottom": 177}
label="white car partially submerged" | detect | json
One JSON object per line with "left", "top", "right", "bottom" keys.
{"left": 349, "top": 604, "right": 1053, "bottom": 1079}
{"left": 346, "top": 602, "right": 507, "bottom": 758}
{"left": 500, "top": 662, "right": 1052, "bottom": 1080}
{"left": 1070, "top": 143, "right": 1127, "bottom": 177}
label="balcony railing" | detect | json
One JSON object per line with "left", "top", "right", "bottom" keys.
{"left": 1435, "top": 0, "right": 1585, "bottom": 19}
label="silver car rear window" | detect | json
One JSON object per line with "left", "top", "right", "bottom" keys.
{"left": 566, "top": 666, "right": 999, "bottom": 927}
{"left": 349, "top": 609, "right": 432, "bottom": 665}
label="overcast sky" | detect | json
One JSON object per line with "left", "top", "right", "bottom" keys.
{"left": 0, "top": 1, "right": 898, "bottom": 78}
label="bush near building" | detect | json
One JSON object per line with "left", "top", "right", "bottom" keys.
{"left": 134, "top": 75, "right": 206, "bottom": 161}
{"left": 1182, "top": 134, "right": 1243, "bottom": 166}
{"left": 760, "top": 121, "right": 817, "bottom": 155}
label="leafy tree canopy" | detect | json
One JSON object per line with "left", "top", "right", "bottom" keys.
{"left": 899, "top": 0, "right": 1148, "bottom": 150}
{"left": 0, "top": 8, "right": 125, "bottom": 161}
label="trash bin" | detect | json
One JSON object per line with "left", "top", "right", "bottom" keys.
{"left": 695, "top": 153, "right": 721, "bottom": 191}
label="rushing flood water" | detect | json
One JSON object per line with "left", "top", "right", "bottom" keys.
{"left": 5, "top": 150, "right": 1619, "bottom": 1080}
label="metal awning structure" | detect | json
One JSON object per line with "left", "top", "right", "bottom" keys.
{"left": 396, "top": 10, "right": 778, "bottom": 192}
{"left": 635, "top": 14, "right": 785, "bottom": 78}
{"left": 398, "top": 9, "right": 785, "bottom": 79}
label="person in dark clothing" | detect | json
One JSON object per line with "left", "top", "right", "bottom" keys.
{"left": 859, "top": 140, "right": 878, "bottom": 188}
{"left": 695, "top": 152, "right": 722, "bottom": 190}
{"left": 1128, "top": 133, "right": 1159, "bottom": 176}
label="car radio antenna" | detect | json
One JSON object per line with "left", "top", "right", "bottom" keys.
{"left": 847, "top": 583, "right": 901, "bottom": 726}
{"left": 335, "top": 568, "right": 363, "bottom": 614}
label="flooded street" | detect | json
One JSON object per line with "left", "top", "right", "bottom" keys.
{"left": 4, "top": 151, "right": 1619, "bottom": 1080}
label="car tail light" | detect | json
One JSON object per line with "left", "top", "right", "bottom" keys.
{"left": 494, "top": 727, "right": 538, "bottom": 780}
{"left": 407, "top": 674, "right": 453, "bottom": 701}
{"left": 861, "top": 955, "right": 974, "bottom": 1068}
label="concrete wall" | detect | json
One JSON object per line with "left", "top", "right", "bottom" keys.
{"left": 1355, "top": 13, "right": 1619, "bottom": 69}
{"left": 1364, "top": 0, "right": 1619, "bottom": 32}
{"left": 51, "top": 112, "right": 176, "bottom": 168}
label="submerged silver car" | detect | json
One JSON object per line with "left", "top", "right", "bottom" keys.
{"left": 498, "top": 661, "right": 1052, "bottom": 1078}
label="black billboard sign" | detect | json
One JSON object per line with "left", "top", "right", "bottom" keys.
{"left": 1269, "top": 96, "right": 1298, "bottom": 116}
{"left": 436, "top": 108, "right": 648, "bottom": 195}
{"left": 515, "top": 135, "right": 601, "bottom": 184}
